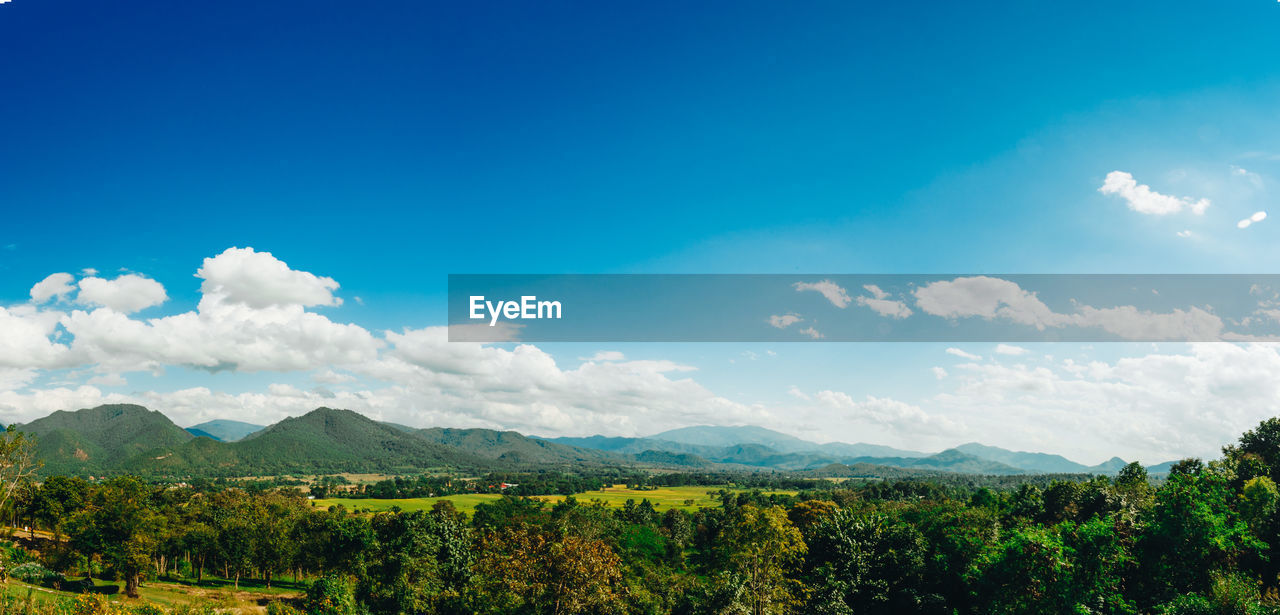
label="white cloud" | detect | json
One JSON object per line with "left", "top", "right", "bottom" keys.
{"left": 814, "top": 390, "right": 961, "bottom": 435}
{"left": 197, "top": 247, "right": 341, "bottom": 308}
{"left": 856, "top": 296, "right": 913, "bottom": 319}
{"left": 1177, "top": 230, "right": 1194, "bottom": 238}
{"left": 1238, "top": 211, "right": 1267, "bottom": 229}
{"left": 995, "top": 343, "right": 1029, "bottom": 356}
{"left": 798, "top": 326, "right": 824, "bottom": 339}
{"left": 582, "top": 351, "right": 626, "bottom": 362}
{"left": 77, "top": 274, "right": 168, "bottom": 313}
{"left": 0, "top": 306, "right": 68, "bottom": 369}
{"left": 313, "top": 369, "right": 357, "bottom": 384}
{"left": 768, "top": 313, "right": 803, "bottom": 329}
{"left": 1231, "top": 165, "right": 1264, "bottom": 189}
{"left": 932, "top": 366, "right": 948, "bottom": 379}
{"left": 87, "top": 373, "right": 127, "bottom": 386}
{"left": 30, "top": 273, "right": 75, "bottom": 304}
{"left": 933, "top": 343, "right": 1280, "bottom": 462}
{"left": 787, "top": 385, "right": 810, "bottom": 401}
{"left": 855, "top": 285, "right": 912, "bottom": 319}
{"left": 916, "top": 276, "right": 1059, "bottom": 329}
{"left": 794, "top": 280, "right": 852, "bottom": 308}
{"left": 914, "top": 276, "right": 1224, "bottom": 340}
{"left": 945, "top": 347, "right": 982, "bottom": 361}
{"left": 1099, "top": 170, "right": 1210, "bottom": 215}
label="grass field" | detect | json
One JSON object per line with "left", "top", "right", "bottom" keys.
{"left": 0, "top": 574, "right": 304, "bottom": 612}
{"left": 313, "top": 484, "right": 797, "bottom": 515}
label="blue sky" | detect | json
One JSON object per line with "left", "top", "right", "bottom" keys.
{"left": 2, "top": 0, "right": 1280, "bottom": 464}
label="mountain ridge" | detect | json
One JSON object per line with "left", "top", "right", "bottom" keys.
{"left": 12, "top": 405, "right": 1171, "bottom": 478}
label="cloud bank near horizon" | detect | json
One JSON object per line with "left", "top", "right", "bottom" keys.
{"left": 3, "top": 247, "right": 1280, "bottom": 465}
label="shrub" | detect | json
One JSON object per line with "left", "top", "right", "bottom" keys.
{"left": 69, "top": 593, "right": 112, "bottom": 615}
{"left": 266, "top": 601, "right": 303, "bottom": 615}
{"left": 10, "top": 562, "right": 63, "bottom": 586}
{"left": 304, "top": 574, "right": 363, "bottom": 615}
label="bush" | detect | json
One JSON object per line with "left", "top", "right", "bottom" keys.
{"left": 1159, "top": 573, "right": 1279, "bottom": 615}
{"left": 69, "top": 593, "right": 112, "bottom": 615}
{"left": 304, "top": 574, "right": 363, "bottom": 615}
{"left": 10, "top": 562, "right": 64, "bottom": 586}
{"left": 265, "top": 601, "right": 303, "bottom": 615}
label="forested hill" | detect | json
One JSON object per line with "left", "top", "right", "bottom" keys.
{"left": 17, "top": 404, "right": 194, "bottom": 475}
{"left": 12, "top": 404, "right": 1168, "bottom": 479}
{"left": 16, "top": 406, "right": 503, "bottom": 477}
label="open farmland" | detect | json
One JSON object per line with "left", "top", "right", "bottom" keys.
{"left": 313, "top": 484, "right": 797, "bottom": 514}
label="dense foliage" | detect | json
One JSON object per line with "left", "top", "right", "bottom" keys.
{"left": 10, "top": 420, "right": 1280, "bottom": 613}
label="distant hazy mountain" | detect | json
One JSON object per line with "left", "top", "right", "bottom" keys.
{"left": 646, "top": 425, "right": 925, "bottom": 457}
{"left": 650, "top": 425, "right": 815, "bottom": 451}
{"left": 546, "top": 432, "right": 1022, "bottom": 474}
{"left": 185, "top": 419, "right": 263, "bottom": 442}
{"left": 955, "top": 442, "right": 1089, "bottom": 474}
{"left": 1087, "top": 457, "right": 1130, "bottom": 475}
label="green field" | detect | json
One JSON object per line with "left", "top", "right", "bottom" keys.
{"left": 313, "top": 485, "right": 797, "bottom": 515}
{"left": 0, "top": 575, "right": 304, "bottom": 611}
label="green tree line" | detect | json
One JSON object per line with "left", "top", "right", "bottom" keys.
{"left": 10, "top": 420, "right": 1280, "bottom": 613}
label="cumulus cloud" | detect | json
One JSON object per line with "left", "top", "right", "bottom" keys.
{"left": 0, "top": 306, "right": 68, "bottom": 369}
{"left": 582, "top": 351, "right": 626, "bottom": 362}
{"left": 914, "top": 276, "right": 1224, "bottom": 340}
{"left": 77, "top": 274, "right": 168, "bottom": 313}
{"left": 814, "top": 390, "right": 961, "bottom": 435}
{"left": 932, "top": 366, "right": 948, "bottom": 379}
{"left": 30, "top": 273, "right": 75, "bottom": 304}
{"left": 798, "top": 326, "right": 824, "bottom": 339}
{"left": 995, "top": 344, "right": 1029, "bottom": 356}
{"left": 1238, "top": 211, "right": 1268, "bottom": 229}
{"left": 197, "top": 247, "right": 341, "bottom": 308}
{"left": 794, "top": 280, "right": 852, "bottom": 308}
{"left": 945, "top": 347, "right": 982, "bottom": 361}
{"left": 934, "top": 343, "right": 1280, "bottom": 462}
{"left": 1176, "top": 230, "right": 1194, "bottom": 238}
{"left": 1099, "top": 170, "right": 1210, "bottom": 215}
{"left": 768, "top": 313, "right": 803, "bottom": 329}
{"left": 856, "top": 292, "right": 913, "bottom": 319}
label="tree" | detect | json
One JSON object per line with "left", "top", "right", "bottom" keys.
{"left": 66, "top": 477, "right": 161, "bottom": 597}
{"left": 805, "top": 510, "right": 927, "bottom": 614}
{"left": 0, "top": 426, "right": 39, "bottom": 516}
{"left": 717, "top": 505, "right": 807, "bottom": 615}
{"left": 360, "top": 510, "right": 444, "bottom": 614}
{"left": 1135, "top": 470, "right": 1264, "bottom": 608}
{"left": 474, "top": 525, "right": 624, "bottom": 615}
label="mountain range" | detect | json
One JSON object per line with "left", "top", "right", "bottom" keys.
{"left": 11, "top": 405, "right": 1172, "bottom": 479}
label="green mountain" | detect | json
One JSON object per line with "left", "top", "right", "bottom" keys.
{"left": 416, "top": 427, "right": 618, "bottom": 464}
{"left": 12, "top": 406, "right": 1148, "bottom": 479}
{"left": 219, "top": 407, "right": 491, "bottom": 474}
{"left": 20, "top": 405, "right": 491, "bottom": 477}
{"left": 184, "top": 419, "right": 263, "bottom": 442}
{"left": 17, "top": 404, "right": 193, "bottom": 475}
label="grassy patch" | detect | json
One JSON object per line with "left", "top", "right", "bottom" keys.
{"left": 314, "top": 485, "right": 798, "bottom": 515}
